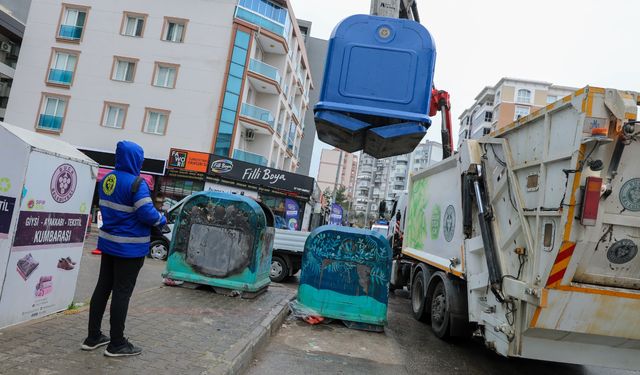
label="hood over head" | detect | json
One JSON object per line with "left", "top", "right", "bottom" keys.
{"left": 115, "top": 141, "right": 144, "bottom": 175}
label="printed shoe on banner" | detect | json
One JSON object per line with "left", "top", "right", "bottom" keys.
{"left": 57, "top": 258, "right": 75, "bottom": 270}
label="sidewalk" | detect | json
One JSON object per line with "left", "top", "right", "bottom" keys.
{"left": 0, "top": 229, "right": 295, "bottom": 374}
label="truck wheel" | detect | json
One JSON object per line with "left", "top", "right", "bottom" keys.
{"left": 411, "top": 270, "right": 429, "bottom": 322}
{"left": 430, "top": 279, "right": 450, "bottom": 339}
{"left": 270, "top": 255, "right": 289, "bottom": 283}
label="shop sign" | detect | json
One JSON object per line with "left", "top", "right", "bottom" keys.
{"left": 168, "top": 149, "right": 210, "bottom": 173}
{"left": 207, "top": 155, "right": 314, "bottom": 197}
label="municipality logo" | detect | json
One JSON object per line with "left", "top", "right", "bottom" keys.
{"left": 620, "top": 178, "right": 640, "bottom": 212}
{"left": 50, "top": 164, "right": 77, "bottom": 203}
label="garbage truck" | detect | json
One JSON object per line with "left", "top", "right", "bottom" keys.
{"left": 389, "top": 87, "right": 640, "bottom": 370}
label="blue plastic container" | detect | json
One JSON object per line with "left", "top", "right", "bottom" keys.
{"left": 163, "top": 192, "right": 274, "bottom": 295}
{"left": 314, "top": 15, "right": 437, "bottom": 158}
{"left": 297, "top": 226, "right": 392, "bottom": 328}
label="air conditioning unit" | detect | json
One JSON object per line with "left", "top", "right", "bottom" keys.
{"left": 245, "top": 129, "right": 255, "bottom": 141}
{"left": 0, "top": 42, "right": 11, "bottom": 53}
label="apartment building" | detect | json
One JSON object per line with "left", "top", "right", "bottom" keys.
{"left": 5, "top": 0, "right": 312, "bottom": 179}
{"left": 316, "top": 148, "right": 358, "bottom": 200}
{"left": 458, "top": 78, "right": 575, "bottom": 148}
{"left": 353, "top": 141, "right": 442, "bottom": 223}
{"left": 297, "top": 19, "right": 328, "bottom": 176}
{"left": 0, "top": 0, "right": 29, "bottom": 120}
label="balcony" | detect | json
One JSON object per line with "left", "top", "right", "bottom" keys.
{"left": 287, "top": 135, "right": 294, "bottom": 151}
{"left": 47, "top": 69, "right": 73, "bottom": 85}
{"left": 235, "top": 6, "right": 286, "bottom": 38}
{"left": 38, "top": 115, "right": 63, "bottom": 131}
{"left": 240, "top": 103, "right": 274, "bottom": 128}
{"left": 233, "top": 149, "right": 267, "bottom": 166}
{"left": 291, "top": 105, "right": 300, "bottom": 122}
{"left": 249, "top": 59, "right": 281, "bottom": 85}
{"left": 58, "top": 25, "right": 83, "bottom": 40}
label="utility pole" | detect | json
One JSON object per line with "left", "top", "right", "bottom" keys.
{"left": 332, "top": 149, "right": 343, "bottom": 204}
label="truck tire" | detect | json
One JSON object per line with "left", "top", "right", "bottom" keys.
{"left": 411, "top": 269, "right": 429, "bottom": 322}
{"left": 430, "top": 279, "right": 450, "bottom": 338}
{"left": 270, "top": 255, "right": 289, "bottom": 283}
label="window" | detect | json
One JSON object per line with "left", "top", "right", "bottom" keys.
{"left": 143, "top": 108, "right": 169, "bottom": 135}
{"left": 112, "top": 57, "right": 137, "bottom": 82}
{"left": 58, "top": 5, "right": 88, "bottom": 41}
{"left": 514, "top": 106, "right": 530, "bottom": 120}
{"left": 101, "top": 102, "right": 128, "bottom": 129}
{"left": 483, "top": 128, "right": 491, "bottom": 136}
{"left": 495, "top": 90, "right": 501, "bottom": 104}
{"left": 484, "top": 111, "right": 493, "bottom": 122}
{"left": 516, "top": 89, "right": 531, "bottom": 104}
{"left": 153, "top": 63, "right": 179, "bottom": 88}
{"left": 162, "top": 17, "right": 188, "bottom": 42}
{"left": 47, "top": 49, "right": 78, "bottom": 86}
{"left": 37, "top": 94, "right": 69, "bottom": 133}
{"left": 547, "top": 95, "right": 558, "bottom": 104}
{"left": 122, "top": 12, "right": 146, "bottom": 37}
{"left": 214, "top": 29, "right": 250, "bottom": 156}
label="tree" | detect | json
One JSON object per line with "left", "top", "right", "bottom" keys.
{"left": 323, "top": 185, "right": 348, "bottom": 207}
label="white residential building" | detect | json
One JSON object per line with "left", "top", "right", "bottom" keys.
{"left": 5, "top": 0, "right": 312, "bottom": 177}
{"left": 458, "top": 78, "right": 576, "bottom": 149}
{"left": 353, "top": 141, "right": 442, "bottom": 224}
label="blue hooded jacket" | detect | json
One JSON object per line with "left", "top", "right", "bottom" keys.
{"left": 97, "top": 141, "right": 166, "bottom": 258}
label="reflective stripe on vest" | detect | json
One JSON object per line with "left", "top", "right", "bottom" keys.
{"left": 99, "top": 199, "right": 134, "bottom": 213}
{"left": 153, "top": 214, "right": 164, "bottom": 226}
{"left": 99, "top": 230, "right": 150, "bottom": 244}
{"left": 134, "top": 197, "right": 153, "bottom": 209}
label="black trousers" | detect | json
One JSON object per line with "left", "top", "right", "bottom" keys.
{"left": 88, "top": 253, "right": 144, "bottom": 346}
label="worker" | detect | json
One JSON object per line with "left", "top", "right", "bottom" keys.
{"left": 81, "top": 141, "right": 166, "bottom": 357}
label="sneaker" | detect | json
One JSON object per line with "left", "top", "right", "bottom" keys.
{"left": 104, "top": 339, "right": 142, "bottom": 357}
{"left": 81, "top": 334, "right": 110, "bottom": 350}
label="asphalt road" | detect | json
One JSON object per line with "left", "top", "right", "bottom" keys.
{"left": 248, "top": 280, "right": 639, "bottom": 375}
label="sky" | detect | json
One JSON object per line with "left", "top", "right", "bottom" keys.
{"left": 290, "top": 0, "right": 640, "bottom": 179}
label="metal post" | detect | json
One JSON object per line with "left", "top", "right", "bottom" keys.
{"left": 332, "top": 150, "right": 343, "bottom": 203}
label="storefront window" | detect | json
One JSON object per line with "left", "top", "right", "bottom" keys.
{"left": 159, "top": 176, "right": 204, "bottom": 206}
{"left": 261, "top": 194, "right": 304, "bottom": 231}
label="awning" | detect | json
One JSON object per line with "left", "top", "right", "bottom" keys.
{"left": 97, "top": 168, "right": 155, "bottom": 190}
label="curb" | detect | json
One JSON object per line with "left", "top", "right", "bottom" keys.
{"left": 217, "top": 290, "right": 296, "bottom": 375}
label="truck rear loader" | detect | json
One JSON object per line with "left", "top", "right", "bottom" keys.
{"left": 391, "top": 87, "right": 640, "bottom": 370}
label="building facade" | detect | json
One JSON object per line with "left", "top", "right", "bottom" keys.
{"left": 297, "top": 19, "right": 328, "bottom": 176}
{"left": 6, "top": 0, "right": 311, "bottom": 174}
{"left": 458, "top": 78, "right": 576, "bottom": 148}
{"left": 316, "top": 148, "right": 358, "bottom": 199}
{"left": 353, "top": 141, "right": 442, "bottom": 224}
{"left": 0, "top": 0, "right": 28, "bottom": 120}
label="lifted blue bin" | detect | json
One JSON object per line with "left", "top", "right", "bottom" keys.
{"left": 163, "top": 192, "right": 274, "bottom": 297}
{"left": 298, "top": 226, "right": 392, "bottom": 329}
{"left": 314, "top": 15, "right": 437, "bottom": 158}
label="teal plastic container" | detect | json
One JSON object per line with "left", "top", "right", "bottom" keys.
{"left": 163, "top": 192, "right": 274, "bottom": 292}
{"left": 297, "top": 226, "right": 392, "bottom": 327}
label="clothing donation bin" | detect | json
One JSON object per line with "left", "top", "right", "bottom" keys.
{"left": 0, "top": 123, "right": 98, "bottom": 329}
{"left": 163, "top": 191, "right": 274, "bottom": 297}
{"left": 314, "top": 15, "right": 437, "bottom": 159}
{"left": 297, "top": 225, "right": 392, "bottom": 330}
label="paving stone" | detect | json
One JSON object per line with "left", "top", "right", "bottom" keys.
{"left": 0, "top": 235, "right": 295, "bottom": 374}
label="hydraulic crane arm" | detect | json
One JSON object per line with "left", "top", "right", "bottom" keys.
{"left": 429, "top": 88, "right": 454, "bottom": 159}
